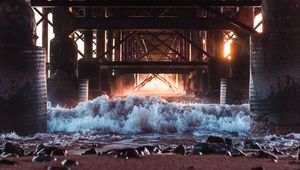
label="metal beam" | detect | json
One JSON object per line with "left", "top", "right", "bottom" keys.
{"left": 190, "top": 1, "right": 257, "bottom": 34}
{"left": 148, "top": 31, "right": 189, "bottom": 62}
{"left": 31, "top": 0, "right": 262, "bottom": 7}
{"left": 100, "top": 61, "right": 207, "bottom": 73}
{"left": 175, "top": 31, "right": 213, "bottom": 58}
{"left": 75, "top": 17, "right": 245, "bottom": 31}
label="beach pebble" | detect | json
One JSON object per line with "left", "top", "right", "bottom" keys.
{"left": 47, "top": 166, "right": 70, "bottom": 170}
{"left": 207, "top": 136, "right": 225, "bottom": 144}
{"left": 144, "top": 145, "right": 162, "bottom": 154}
{"left": 1, "top": 153, "right": 19, "bottom": 158}
{"left": 297, "top": 149, "right": 300, "bottom": 160}
{"left": 2, "top": 142, "right": 24, "bottom": 157}
{"left": 229, "top": 147, "right": 246, "bottom": 157}
{"left": 51, "top": 149, "right": 67, "bottom": 156}
{"left": 192, "top": 143, "right": 210, "bottom": 155}
{"left": 25, "top": 151, "right": 35, "bottom": 156}
{"left": 162, "top": 146, "right": 173, "bottom": 153}
{"left": 61, "top": 159, "right": 79, "bottom": 166}
{"left": 0, "top": 159, "right": 18, "bottom": 166}
{"left": 32, "top": 155, "right": 57, "bottom": 163}
{"left": 272, "top": 148, "right": 284, "bottom": 155}
{"left": 81, "top": 148, "right": 97, "bottom": 155}
{"left": 249, "top": 151, "right": 278, "bottom": 160}
{"left": 116, "top": 148, "right": 140, "bottom": 159}
{"left": 244, "top": 140, "right": 263, "bottom": 150}
{"left": 173, "top": 144, "right": 186, "bottom": 155}
{"left": 36, "top": 144, "right": 46, "bottom": 153}
{"left": 192, "top": 143, "right": 228, "bottom": 155}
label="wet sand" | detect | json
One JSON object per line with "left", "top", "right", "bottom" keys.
{"left": 1, "top": 154, "right": 299, "bottom": 170}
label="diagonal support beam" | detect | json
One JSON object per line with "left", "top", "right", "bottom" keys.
{"left": 175, "top": 31, "right": 213, "bottom": 59}
{"left": 158, "top": 36, "right": 178, "bottom": 61}
{"left": 186, "top": 0, "right": 257, "bottom": 34}
{"left": 135, "top": 34, "right": 175, "bottom": 61}
{"left": 142, "top": 37, "right": 177, "bottom": 62}
{"left": 98, "top": 32, "right": 137, "bottom": 60}
{"left": 33, "top": 7, "right": 53, "bottom": 26}
{"left": 147, "top": 31, "right": 189, "bottom": 62}
{"left": 155, "top": 74, "right": 178, "bottom": 91}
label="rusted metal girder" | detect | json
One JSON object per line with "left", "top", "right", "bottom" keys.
{"left": 97, "top": 32, "right": 137, "bottom": 60}
{"left": 31, "top": 0, "right": 261, "bottom": 7}
{"left": 100, "top": 61, "right": 207, "bottom": 74}
{"left": 175, "top": 31, "right": 214, "bottom": 59}
{"left": 147, "top": 31, "right": 189, "bottom": 62}
{"left": 75, "top": 17, "right": 243, "bottom": 31}
{"left": 189, "top": 1, "right": 257, "bottom": 34}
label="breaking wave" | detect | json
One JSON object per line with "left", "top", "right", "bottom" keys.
{"left": 48, "top": 96, "right": 251, "bottom": 134}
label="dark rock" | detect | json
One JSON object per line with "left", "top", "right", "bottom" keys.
{"left": 173, "top": 144, "right": 186, "bottom": 155}
{"left": 192, "top": 143, "right": 209, "bottom": 155}
{"left": 144, "top": 145, "right": 162, "bottom": 154}
{"left": 250, "top": 151, "right": 278, "bottom": 160}
{"left": 225, "top": 138, "right": 233, "bottom": 146}
{"left": 192, "top": 143, "right": 228, "bottom": 155}
{"left": 61, "top": 159, "right": 79, "bottom": 166}
{"left": 35, "top": 144, "right": 46, "bottom": 153}
{"left": 51, "top": 149, "right": 67, "bottom": 156}
{"left": 162, "top": 146, "right": 174, "bottom": 153}
{"left": 32, "top": 155, "right": 57, "bottom": 163}
{"left": 25, "top": 151, "right": 35, "bottom": 156}
{"left": 229, "top": 147, "right": 246, "bottom": 157}
{"left": 45, "top": 147, "right": 60, "bottom": 155}
{"left": 37, "top": 148, "right": 47, "bottom": 155}
{"left": 2, "top": 142, "right": 24, "bottom": 157}
{"left": 47, "top": 166, "right": 70, "bottom": 170}
{"left": 116, "top": 148, "right": 140, "bottom": 159}
{"left": 3, "top": 142, "right": 16, "bottom": 154}
{"left": 0, "top": 159, "right": 18, "bottom": 166}
{"left": 272, "top": 148, "right": 284, "bottom": 155}
{"left": 251, "top": 167, "right": 265, "bottom": 170}
{"left": 244, "top": 140, "right": 263, "bottom": 150}
{"left": 81, "top": 148, "right": 97, "bottom": 155}
{"left": 297, "top": 149, "right": 300, "bottom": 160}
{"left": 207, "top": 136, "right": 225, "bottom": 144}
{"left": 100, "top": 149, "right": 117, "bottom": 156}
{"left": 1, "top": 153, "right": 19, "bottom": 158}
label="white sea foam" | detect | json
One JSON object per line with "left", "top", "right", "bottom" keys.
{"left": 48, "top": 96, "right": 251, "bottom": 134}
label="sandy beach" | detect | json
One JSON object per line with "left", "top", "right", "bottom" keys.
{"left": 0, "top": 154, "right": 299, "bottom": 170}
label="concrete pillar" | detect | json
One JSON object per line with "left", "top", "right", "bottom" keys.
{"left": 84, "top": 8, "right": 93, "bottom": 59}
{"left": 96, "top": 8, "right": 105, "bottom": 60}
{"left": 221, "top": 7, "right": 253, "bottom": 105}
{"left": 250, "top": 0, "right": 300, "bottom": 134}
{"left": 48, "top": 8, "right": 79, "bottom": 107}
{"left": 206, "top": 31, "right": 229, "bottom": 103}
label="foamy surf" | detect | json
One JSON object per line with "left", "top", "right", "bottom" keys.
{"left": 48, "top": 96, "right": 251, "bottom": 134}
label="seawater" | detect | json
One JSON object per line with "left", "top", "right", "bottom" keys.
{"left": 1, "top": 96, "right": 299, "bottom": 152}
{"left": 48, "top": 95, "right": 251, "bottom": 135}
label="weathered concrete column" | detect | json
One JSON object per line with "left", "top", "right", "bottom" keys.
{"left": 84, "top": 8, "right": 93, "bottom": 59}
{"left": 221, "top": 7, "right": 253, "bottom": 105}
{"left": 207, "top": 31, "right": 229, "bottom": 103}
{"left": 48, "top": 7, "right": 79, "bottom": 107}
{"left": 250, "top": 0, "right": 300, "bottom": 134}
{"left": 0, "top": 0, "right": 47, "bottom": 135}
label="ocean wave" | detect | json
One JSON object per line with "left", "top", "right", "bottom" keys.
{"left": 48, "top": 96, "right": 251, "bottom": 134}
